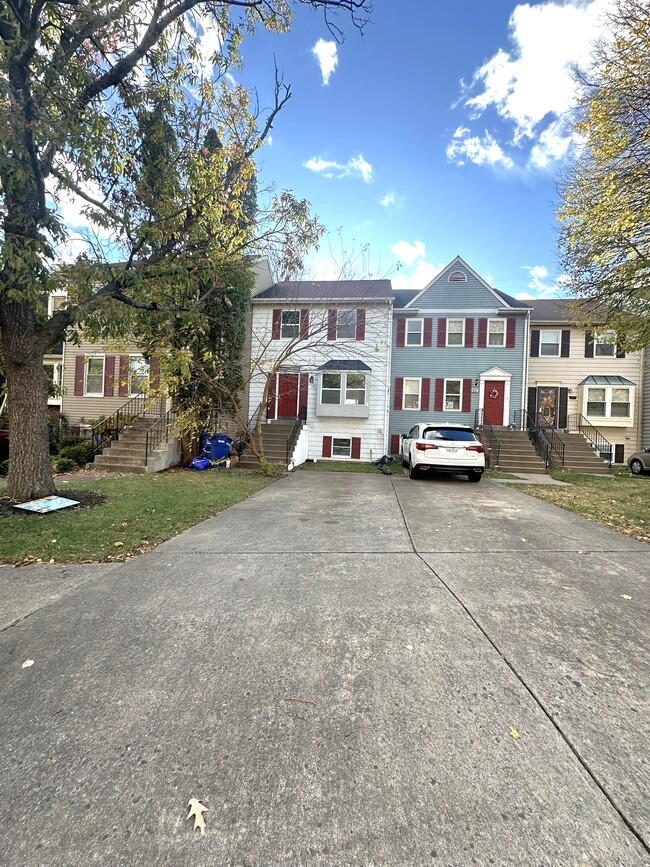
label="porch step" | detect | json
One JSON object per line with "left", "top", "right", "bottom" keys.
{"left": 480, "top": 429, "right": 548, "bottom": 474}
{"left": 551, "top": 431, "right": 612, "bottom": 474}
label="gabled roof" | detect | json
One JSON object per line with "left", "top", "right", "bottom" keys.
{"left": 255, "top": 280, "right": 393, "bottom": 302}
{"left": 393, "top": 290, "right": 420, "bottom": 309}
{"left": 318, "top": 359, "right": 372, "bottom": 371}
{"left": 402, "top": 255, "right": 531, "bottom": 311}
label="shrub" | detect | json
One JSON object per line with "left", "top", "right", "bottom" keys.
{"left": 55, "top": 457, "right": 76, "bottom": 473}
{"left": 59, "top": 440, "right": 95, "bottom": 467}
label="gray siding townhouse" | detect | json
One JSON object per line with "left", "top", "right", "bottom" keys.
{"left": 388, "top": 256, "right": 531, "bottom": 454}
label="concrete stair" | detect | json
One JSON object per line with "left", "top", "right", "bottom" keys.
{"left": 551, "top": 430, "right": 612, "bottom": 475}
{"left": 236, "top": 420, "right": 301, "bottom": 470}
{"left": 93, "top": 415, "right": 160, "bottom": 474}
{"left": 485, "top": 429, "right": 548, "bottom": 475}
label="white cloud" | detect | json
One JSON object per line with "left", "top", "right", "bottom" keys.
{"left": 304, "top": 153, "right": 373, "bottom": 183}
{"left": 380, "top": 192, "right": 395, "bottom": 207}
{"left": 446, "top": 130, "right": 514, "bottom": 170}
{"left": 186, "top": 8, "right": 225, "bottom": 79}
{"left": 451, "top": 0, "right": 610, "bottom": 170}
{"left": 520, "top": 263, "right": 564, "bottom": 297}
{"left": 393, "top": 259, "right": 445, "bottom": 291}
{"left": 312, "top": 39, "right": 338, "bottom": 85}
{"left": 390, "top": 240, "right": 426, "bottom": 266}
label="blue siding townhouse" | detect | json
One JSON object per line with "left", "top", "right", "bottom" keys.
{"left": 388, "top": 256, "right": 531, "bottom": 453}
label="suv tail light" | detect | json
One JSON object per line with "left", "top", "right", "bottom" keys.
{"left": 466, "top": 444, "right": 485, "bottom": 453}
{"left": 416, "top": 442, "right": 437, "bottom": 450}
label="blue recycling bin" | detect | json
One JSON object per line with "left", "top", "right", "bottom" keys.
{"left": 208, "top": 435, "right": 232, "bottom": 461}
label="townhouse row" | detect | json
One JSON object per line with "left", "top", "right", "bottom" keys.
{"left": 43, "top": 256, "right": 649, "bottom": 467}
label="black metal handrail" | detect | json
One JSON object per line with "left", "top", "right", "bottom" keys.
{"left": 473, "top": 408, "right": 501, "bottom": 468}
{"left": 284, "top": 404, "right": 308, "bottom": 466}
{"left": 511, "top": 409, "right": 558, "bottom": 468}
{"left": 91, "top": 392, "right": 166, "bottom": 454}
{"left": 534, "top": 412, "right": 565, "bottom": 467}
{"left": 144, "top": 407, "right": 177, "bottom": 467}
{"left": 567, "top": 413, "right": 613, "bottom": 466}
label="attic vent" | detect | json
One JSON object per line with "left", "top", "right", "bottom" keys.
{"left": 448, "top": 270, "right": 467, "bottom": 283}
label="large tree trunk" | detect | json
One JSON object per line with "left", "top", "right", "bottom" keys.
{"left": 1, "top": 306, "right": 56, "bottom": 501}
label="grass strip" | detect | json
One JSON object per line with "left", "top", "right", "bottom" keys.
{"left": 509, "top": 470, "right": 650, "bottom": 544}
{"left": 0, "top": 469, "right": 273, "bottom": 565}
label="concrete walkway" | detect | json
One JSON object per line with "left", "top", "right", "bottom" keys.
{"left": 0, "top": 474, "right": 648, "bottom": 866}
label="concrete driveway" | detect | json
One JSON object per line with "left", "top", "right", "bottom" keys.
{"left": 0, "top": 472, "right": 648, "bottom": 866}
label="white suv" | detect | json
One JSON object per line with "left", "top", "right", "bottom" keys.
{"left": 400, "top": 423, "right": 485, "bottom": 482}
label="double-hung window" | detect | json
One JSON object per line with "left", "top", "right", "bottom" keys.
{"left": 446, "top": 319, "right": 464, "bottom": 347}
{"left": 84, "top": 356, "right": 105, "bottom": 396}
{"left": 444, "top": 379, "right": 462, "bottom": 411}
{"left": 345, "top": 373, "right": 366, "bottom": 405}
{"left": 129, "top": 356, "right": 149, "bottom": 396}
{"left": 336, "top": 310, "right": 356, "bottom": 339}
{"left": 281, "top": 310, "right": 300, "bottom": 339}
{"left": 321, "top": 372, "right": 367, "bottom": 406}
{"left": 540, "top": 330, "right": 560, "bottom": 356}
{"left": 403, "top": 378, "right": 421, "bottom": 410}
{"left": 586, "top": 386, "right": 631, "bottom": 418}
{"left": 321, "top": 373, "right": 342, "bottom": 404}
{"left": 488, "top": 320, "right": 506, "bottom": 347}
{"left": 333, "top": 438, "right": 352, "bottom": 458}
{"left": 406, "top": 319, "right": 423, "bottom": 346}
{"left": 594, "top": 330, "right": 617, "bottom": 357}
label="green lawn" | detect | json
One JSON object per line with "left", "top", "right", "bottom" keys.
{"left": 0, "top": 469, "right": 273, "bottom": 564}
{"left": 296, "top": 460, "right": 380, "bottom": 473}
{"left": 510, "top": 469, "right": 650, "bottom": 544}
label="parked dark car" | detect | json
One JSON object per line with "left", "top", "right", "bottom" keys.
{"left": 628, "top": 448, "right": 650, "bottom": 475}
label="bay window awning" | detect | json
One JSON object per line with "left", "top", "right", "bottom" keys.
{"left": 578, "top": 375, "right": 635, "bottom": 387}
{"left": 318, "top": 359, "right": 371, "bottom": 371}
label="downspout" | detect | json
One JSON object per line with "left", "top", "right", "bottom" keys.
{"left": 384, "top": 299, "right": 393, "bottom": 455}
{"left": 522, "top": 309, "right": 530, "bottom": 430}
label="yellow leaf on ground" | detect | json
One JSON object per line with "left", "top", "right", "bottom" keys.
{"left": 509, "top": 727, "right": 521, "bottom": 740}
{"left": 187, "top": 798, "right": 208, "bottom": 835}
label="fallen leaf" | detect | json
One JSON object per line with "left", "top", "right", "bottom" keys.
{"left": 113, "top": 541, "right": 124, "bottom": 548}
{"left": 22, "top": 659, "right": 34, "bottom": 668}
{"left": 509, "top": 727, "right": 521, "bottom": 740}
{"left": 187, "top": 798, "right": 207, "bottom": 835}
{"left": 621, "top": 594, "right": 632, "bottom": 600}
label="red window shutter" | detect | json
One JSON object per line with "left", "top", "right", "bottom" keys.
{"left": 266, "top": 374, "right": 276, "bottom": 420}
{"left": 434, "top": 378, "right": 444, "bottom": 412}
{"left": 327, "top": 309, "right": 337, "bottom": 341}
{"left": 149, "top": 356, "right": 160, "bottom": 391}
{"left": 322, "top": 435, "right": 332, "bottom": 458}
{"left": 506, "top": 318, "right": 516, "bottom": 348}
{"left": 355, "top": 308, "right": 366, "bottom": 341}
{"left": 351, "top": 437, "right": 361, "bottom": 459}
{"left": 465, "top": 319, "right": 474, "bottom": 348}
{"left": 462, "top": 379, "right": 472, "bottom": 413}
{"left": 394, "top": 377, "right": 404, "bottom": 411}
{"left": 104, "top": 355, "right": 115, "bottom": 397}
{"left": 477, "top": 318, "right": 488, "bottom": 348}
{"left": 396, "top": 318, "right": 406, "bottom": 347}
{"left": 118, "top": 355, "right": 129, "bottom": 397}
{"left": 74, "top": 355, "right": 85, "bottom": 396}
{"left": 437, "top": 318, "right": 447, "bottom": 347}
{"left": 423, "top": 318, "right": 433, "bottom": 347}
{"left": 272, "top": 309, "right": 281, "bottom": 340}
{"left": 421, "top": 378, "right": 431, "bottom": 412}
{"left": 300, "top": 309, "right": 309, "bottom": 340}
{"left": 390, "top": 434, "right": 400, "bottom": 455}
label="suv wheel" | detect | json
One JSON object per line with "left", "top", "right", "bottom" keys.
{"left": 408, "top": 458, "right": 419, "bottom": 480}
{"left": 467, "top": 473, "right": 482, "bottom": 483}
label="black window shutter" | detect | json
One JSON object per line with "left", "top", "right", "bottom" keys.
{"left": 561, "top": 330, "right": 570, "bottom": 358}
{"left": 530, "top": 330, "right": 540, "bottom": 357}
{"left": 616, "top": 344, "right": 626, "bottom": 358}
{"left": 527, "top": 387, "right": 537, "bottom": 426}
{"left": 585, "top": 331, "right": 594, "bottom": 358}
{"left": 558, "top": 388, "right": 568, "bottom": 429}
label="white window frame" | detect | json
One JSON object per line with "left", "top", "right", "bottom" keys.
{"left": 406, "top": 319, "right": 423, "bottom": 347}
{"left": 320, "top": 372, "right": 367, "bottom": 407}
{"left": 446, "top": 319, "right": 464, "bottom": 347}
{"left": 594, "top": 330, "right": 617, "bottom": 357}
{"left": 336, "top": 309, "right": 356, "bottom": 340}
{"left": 447, "top": 270, "right": 467, "bottom": 283}
{"left": 48, "top": 293, "right": 67, "bottom": 317}
{"left": 444, "top": 378, "right": 462, "bottom": 412}
{"left": 332, "top": 437, "right": 352, "bottom": 458}
{"left": 84, "top": 355, "right": 105, "bottom": 397}
{"left": 128, "top": 354, "right": 150, "bottom": 397}
{"left": 402, "top": 377, "right": 421, "bottom": 410}
{"left": 539, "top": 329, "right": 560, "bottom": 357}
{"left": 487, "top": 319, "right": 506, "bottom": 348}
{"left": 585, "top": 385, "right": 631, "bottom": 420}
{"left": 281, "top": 310, "right": 300, "bottom": 339}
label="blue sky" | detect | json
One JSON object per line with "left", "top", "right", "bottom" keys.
{"left": 232, "top": 0, "right": 611, "bottom": 299}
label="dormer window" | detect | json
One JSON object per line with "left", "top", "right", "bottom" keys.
{"left": 448, "top": 270, "right": 467, "bottom": 283}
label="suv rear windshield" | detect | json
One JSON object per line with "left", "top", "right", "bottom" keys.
{"left": 422, "top": 427, "right": 477, "bottom": 442}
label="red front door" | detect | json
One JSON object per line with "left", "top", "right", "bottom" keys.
{"left": 484, "top": 380, "right": 505, "bottom": 425}
{"left": 277, "top": 373, "right": 299, "bottom": 418}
